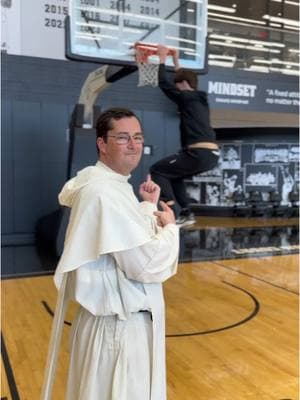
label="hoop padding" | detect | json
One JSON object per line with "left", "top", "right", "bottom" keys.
{"left": 135, "top": 44, "right": 159, "bottom": 87}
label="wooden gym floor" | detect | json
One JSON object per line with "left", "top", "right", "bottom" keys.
{"left": 1, "top": 217, "right": 299, "bottom": 400}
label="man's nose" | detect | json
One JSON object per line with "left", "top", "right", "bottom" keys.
{"left": 127, "top": 137, "right": 138, "bottom": 147}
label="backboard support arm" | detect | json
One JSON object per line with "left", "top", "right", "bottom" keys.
{"left": 78, "top": 64, "right": 137, "bottom": 127}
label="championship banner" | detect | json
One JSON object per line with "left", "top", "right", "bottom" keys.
{"left": 1, "top": 0, "right": 68, "bottom": 59}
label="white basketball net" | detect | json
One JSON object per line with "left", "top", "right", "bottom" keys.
{"left": 137, "top": 61, "right": 159, "bottom": 87}
{"left": 135, "top": 45, "right": 159, "bottom": 87}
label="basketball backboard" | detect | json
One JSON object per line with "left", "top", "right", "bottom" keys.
{"left": 66, "top": 0, "right": 208, "bottom": 73}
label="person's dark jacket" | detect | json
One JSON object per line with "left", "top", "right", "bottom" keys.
{"left": 158, "top": 64, "right": 216, "bottom": 148}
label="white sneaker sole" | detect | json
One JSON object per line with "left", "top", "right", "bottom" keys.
{"left": 176, "top": 220, "right": 196, "bottom": 228}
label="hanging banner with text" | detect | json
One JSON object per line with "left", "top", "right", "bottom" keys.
{"left": 1, "top": 0, "right": 68, "bottom": 59}
{"left": 202, "top": 69, "right": 299, "bottom": 114}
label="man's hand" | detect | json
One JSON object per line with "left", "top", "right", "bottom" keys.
{"left": 172, "top": 49, "right": 180, "bottom": 70}
{"left": 154, "top": 201, "right": 176, "bottom": 227}
{"left": 157, "top": 45, "right": 169, "bottom": 63}
{"left": 139, "top": 174, "right": 161, "bottom": 205}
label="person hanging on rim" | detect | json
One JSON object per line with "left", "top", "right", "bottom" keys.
{"left": 150, "top": 45, "right": 220, "bottom": 227}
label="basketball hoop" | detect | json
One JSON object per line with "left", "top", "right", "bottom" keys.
{"left": 134, "top": 43, "right": 175, "bottom": 87}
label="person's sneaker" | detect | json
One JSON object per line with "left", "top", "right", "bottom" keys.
{"left": 176, "top": 214, "right": 196, "bottom": 228}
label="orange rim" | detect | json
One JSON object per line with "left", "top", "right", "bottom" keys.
{"left": 134, "top": 42, "right": 175, "bottom": 63}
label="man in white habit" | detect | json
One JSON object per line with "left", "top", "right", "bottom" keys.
{"left": 50, "top": 107, "right": 179, "bottom": 400}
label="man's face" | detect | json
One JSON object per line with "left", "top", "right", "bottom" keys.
{"left": 175, "top": 81, "right": 185, "bottom": 91}
{"left": 97, "top": 116, "right": 144, "bottom": 176}
{"left": 175, "top": 80, "right": 194, "bottom": 91}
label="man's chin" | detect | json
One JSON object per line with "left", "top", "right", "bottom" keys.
{"left": 123, "top": 158, "right": 141, "bottom": 172}
{"left": 127, "top": 154, "right": 142, "bottom": 163}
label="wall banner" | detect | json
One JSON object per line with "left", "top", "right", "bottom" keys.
{"left": 203, "top": 70, "right": 299, "bottom": 114}
{"left": 1, "top": 0, "right": 68, "bottom": 59}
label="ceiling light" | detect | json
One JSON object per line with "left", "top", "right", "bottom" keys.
{"left": 246, "top": 65, "right": 299, "bottom": 75}
{"left": 283, "top": 25, "right": 300, "bottom": 31}
{"left": 208, "top": 60, "right": 235, "bottom": 67}
{"left": 209, "top": 54, "right": 237, "bottom": 61}
{"left": 208, "top": 14, "right": 299, "bottom": 33}
{"left": 269, "top": 22, "right": 283, "bottom": 27}
{"left": 246, "top": 65, "right": 270, "bottom": 73}
{"left": 209, "top": 34, "right": 285, "bottom": 48}
{"left": 289, "top": 48, "right": 300, "bottom": 54}
{"left": 209, "top": 40, "right": 281, "bottom": 53}
{"left": 270, "top": 59, "right": 299, "bottom": 67}
{"left": 207, "top": 5, "right": 237, "bottom": 13}
{"left": 253, "top": 59, "right": 272, "bottom": 64}
{"left": 263, "top": 15, "right": 300, "bottom": 28}
{"left": 208, "top": 12, "right": 266, "bottom": 25}
{"left": 269, "top": 67, "right": 299, "bottom": 75}
{"left": 252, "top": 59, "right": 299, "bottom": 68}
{"left": 271, "top": 0, "right": 300, "bottom": 6}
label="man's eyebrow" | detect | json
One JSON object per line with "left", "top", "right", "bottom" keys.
{"left": 114, "top": 131, "right": 144, "bottom": 135}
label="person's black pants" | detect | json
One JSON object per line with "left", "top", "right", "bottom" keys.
{"left": 150, "top": 148, "right": 220, "bottom": 217}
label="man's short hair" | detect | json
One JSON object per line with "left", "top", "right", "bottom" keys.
{"left": 174, "top": 68, "right": 198, "bottom": 90}
{"left": 96, "top": 107, "right": 140, "bottom": 141}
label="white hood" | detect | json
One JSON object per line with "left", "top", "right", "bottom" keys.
{"left": 58, "top": 161, "right": 130, "bottom": 208}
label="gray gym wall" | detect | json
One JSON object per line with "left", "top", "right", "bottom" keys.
{"left": 1, "top": 53, "right": 299, "bottom": 275}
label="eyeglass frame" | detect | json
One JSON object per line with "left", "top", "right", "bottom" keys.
{"left": 106, "top": 132, "right": 145, "bottom": 145}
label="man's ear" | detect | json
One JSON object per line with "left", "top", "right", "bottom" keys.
{"left": 96, "top": 137, "right": 106, "bottom": 154}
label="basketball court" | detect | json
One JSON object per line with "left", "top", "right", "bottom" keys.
{"left": 1, "top": 216, "right": 299, "bottom": 399}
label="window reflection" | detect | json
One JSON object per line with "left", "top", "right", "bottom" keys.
{"left": 179, "top": 224, "right": 299, "bottom": 262}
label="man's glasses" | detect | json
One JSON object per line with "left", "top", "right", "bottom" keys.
{"left": 107, "top": 133, "right": 144, "bottom": 145}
